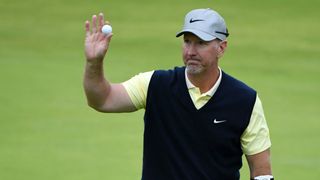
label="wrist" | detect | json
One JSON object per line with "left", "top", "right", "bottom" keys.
{"left": 85, "top": 59, "right": 105, "bottom": 79}
{"left": 86, "top": 57, "right": 104, "bottom": 64}
{"left": 251, "top": 175, "right": 274, "bottom": 180}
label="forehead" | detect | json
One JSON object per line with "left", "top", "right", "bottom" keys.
{"left": 183, "top": 33, "right": 222, "bottom": 45}
{"left": 182, "top": 32, "right": 220, "bottom": 43}
{"left": 183, "top": 32, "right": 203, "bottom": 40}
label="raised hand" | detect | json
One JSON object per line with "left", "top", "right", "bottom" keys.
{"left": 84, "top": 13, "right": 113, "bottom": 62}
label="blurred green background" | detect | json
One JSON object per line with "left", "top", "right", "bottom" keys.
{"left": 1, "top": 0, "right": 319, "bottom": 179}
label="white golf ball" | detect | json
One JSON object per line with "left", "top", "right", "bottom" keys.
{"left": 101, "top": 24, "right": 112, "bottom": 35}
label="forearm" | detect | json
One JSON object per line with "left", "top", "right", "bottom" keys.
{"left": 249, "top": 163, "right": 272, "bottom": 178}
{"left": 83, "top": 60, "right": 111, "bottom": 111}
{"left": 246, "top": 149, "right": 272, "bottom": 179}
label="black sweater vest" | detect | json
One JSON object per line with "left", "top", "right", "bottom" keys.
{"left": 142, "top": 67, "right": 256, "bottom": 180}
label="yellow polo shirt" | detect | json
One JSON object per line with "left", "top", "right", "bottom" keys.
{"left": 122, "top": 69, "right": 271, "bottom": 155}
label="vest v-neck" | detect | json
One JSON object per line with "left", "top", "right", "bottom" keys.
{"left": 173, "top": 67, "right": 218, "bottom": 112}
{"left": 176, "top": 67, "right": 223, "bottom": 112}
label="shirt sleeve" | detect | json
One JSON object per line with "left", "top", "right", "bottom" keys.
{"left": 241, "top": 95, "right": 272, "bottom": 155}
{"left": 122, "top": 71, "right": 154, "bottom": 110}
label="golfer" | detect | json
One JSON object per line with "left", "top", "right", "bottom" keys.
{"left": 83, "top": 8, "right": 273, "bottom": 180}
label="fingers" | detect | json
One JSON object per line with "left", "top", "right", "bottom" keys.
{"left": 98, "top": 13, "right": 104, "bottom": 31}
{"left": 92, "top": 15, "right": 97, "bottom": 33}
{"left": 85, "top": 20, "right": 90, "bottom": 37}
{"left": 85, "top": 13, "right": 112, "bottom": 36}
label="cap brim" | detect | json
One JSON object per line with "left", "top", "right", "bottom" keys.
{"left": 176, "top": 29, "right": 217, "bottom": 41}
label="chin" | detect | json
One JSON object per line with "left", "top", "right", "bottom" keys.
{"left": 186, "top": 65, "right": 204, "bottom": 75}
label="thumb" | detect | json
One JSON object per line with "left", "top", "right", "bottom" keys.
{"left": 102, "top": 33, "right": 113, "bottom": 54}
{"left": 105, "top": 33, "right": 113, "bottom": 42}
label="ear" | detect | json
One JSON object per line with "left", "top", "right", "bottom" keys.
{"left": 218, "top": 40, "right": 227, "bottom": 58}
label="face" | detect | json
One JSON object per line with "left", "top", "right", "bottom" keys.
{"left": 182, "top": 33, "right": 226, "bottom": 75}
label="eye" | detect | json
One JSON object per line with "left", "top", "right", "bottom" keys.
{"left": 198, "top": 40, "right": 207, "bottom": 46}
{"left": 184, "top": 39, "right": 191, "bottom": 44}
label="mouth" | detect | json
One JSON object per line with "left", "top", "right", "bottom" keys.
{"left": 186, "top": 59, "right": 200, "bottom": 65}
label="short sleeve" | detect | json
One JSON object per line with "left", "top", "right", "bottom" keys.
{"left": 122, "top": 71, "right": 154, "bottom": 109}
{"left": 241, "top": 95, "right": 272, "bottom": 155}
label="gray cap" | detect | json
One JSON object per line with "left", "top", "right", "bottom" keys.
{"left": 176, "top": 8, "right": 229, "bottom": 41}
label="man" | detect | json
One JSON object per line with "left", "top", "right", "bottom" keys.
{"left": 83, "top": 8, "right": 273, "bottom": 180}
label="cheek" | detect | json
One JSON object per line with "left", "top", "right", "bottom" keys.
{"left": 182, "top": 47, "right": 188, "bottom": 58}
{"left": 197, "top": 50, "right": 217, "bottom": 65}
{"left": 202, "top": 48, "right": 218, "bottom": 59}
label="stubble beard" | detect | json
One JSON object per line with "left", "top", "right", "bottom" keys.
{"left": 186, "top": 64, "right": 204, "bottom": 75}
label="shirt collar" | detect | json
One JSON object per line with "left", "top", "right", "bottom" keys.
{"left": 185, "top": 67, "right": 222, "bottom": 97}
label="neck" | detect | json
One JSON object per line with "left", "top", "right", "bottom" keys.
{"left": 187, "top": 67, "right": 220, "bottom": 94}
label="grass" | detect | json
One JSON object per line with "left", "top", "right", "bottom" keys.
{"left": 1, "top": 0, "right": 320, "bottom": 179}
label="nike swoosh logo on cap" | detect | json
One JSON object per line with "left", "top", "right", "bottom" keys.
{"left": 189, "top": 18, "right": 205, "bottom": 23}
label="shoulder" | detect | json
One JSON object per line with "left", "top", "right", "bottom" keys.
{"left": 123, "top": 71, "right": 155, "bottom": 89}
{"left": 153, "top": 67, "right": 185, "bottom": 77}
{"left": 221, "top": 71, "right": 256, "bottom": 93}
{"left": 122, "top": 70, "right": 155, "bottom": 109}
{"left": 151, "top": 66, "right": 185, "bottom": 83}
{"left": 220, "top": 71, "right": 257, "bottom": 102}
